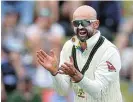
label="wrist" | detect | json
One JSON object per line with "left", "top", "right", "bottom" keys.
{"left": 50, "top": 62, "right": 58, "bottom": 76}
{"left": 50, "top": 68, "right": 58, "bottom": 76}
{"left": 51, "top": 71, "right": 58, "bottom": 76}
{"left": 70, "top": 71, "right": 83, "bottom": 83}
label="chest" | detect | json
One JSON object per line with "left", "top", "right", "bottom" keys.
{"left": 75, "top": 49, "right": 96, "bottom": 79}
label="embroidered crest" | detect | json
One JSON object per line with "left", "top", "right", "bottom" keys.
{"left": 77, "top": 88, "right": 85, "bottom": 98}
{"left": 72, "top": 37, "right": 75, "bottom": 42}
{"left": 106, "top": 61, "right": 116, "bottom": 72}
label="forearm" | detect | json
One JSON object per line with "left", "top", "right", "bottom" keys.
{"left": 52, "top": 74, "right": 70, "bottom": 96}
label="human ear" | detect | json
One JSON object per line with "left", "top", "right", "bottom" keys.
{"left": 93, "top": 20, "right": 100, "bottom": 29}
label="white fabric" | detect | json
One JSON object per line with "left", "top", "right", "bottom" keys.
{"left": 52, "top": 31, "right": 122, "bottom": 102}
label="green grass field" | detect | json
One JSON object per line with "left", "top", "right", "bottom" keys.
{"left": 120, "top": 80, "right": 133, "bottom": 102}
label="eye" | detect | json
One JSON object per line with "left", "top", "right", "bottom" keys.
{"left": 82, "top": 20, "right": 91, "bottom": 27}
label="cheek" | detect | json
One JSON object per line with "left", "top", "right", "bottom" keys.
{"left": 86, "top": 26, "right": 93, "bottom": 32}
{"left": 74, "top": 27, "right": 77, "bottom": 33}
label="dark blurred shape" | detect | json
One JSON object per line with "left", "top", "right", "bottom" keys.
{"left": 1, "top": 47, "right": 18, "bottom": 94}
{"left": 85, "top": 1, "right": 122, "bottom": 41}
{"left": 58, "top": 1, "right": 73, "bottom": 36}
{"left": 86, "top": 1, "right": 122, "bottom": 33}
{"left": 99, "top": 26, "right": 114, "bottom": 42}
{"left": 58, "top": 1, "right": 83, "bottom": 37}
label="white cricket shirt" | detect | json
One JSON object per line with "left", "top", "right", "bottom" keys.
{"left": 52, "top": 31, "right": 122, "bottom": 102}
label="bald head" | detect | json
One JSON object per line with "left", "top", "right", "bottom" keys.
{"left": 73, "top": 5, "right": 97, "bottom": 20}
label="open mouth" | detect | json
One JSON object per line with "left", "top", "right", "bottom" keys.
{"left": 79, "top": 30, "right": 87, "bottom": 37}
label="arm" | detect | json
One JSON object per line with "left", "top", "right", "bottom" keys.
{"left": 52, "top": 74, "right": 70, "bottom": 96}
{"left": 36, "top": 41, "right": 72, "bottom": 96}
{"left": 75, "top": 47, "right": 121, "bottom": 99}
{"left": 52, "top": 42, "right": 72, "bottom": 96}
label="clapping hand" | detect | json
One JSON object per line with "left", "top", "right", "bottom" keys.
{"left": 36, "top": 49, "right": 58, "bottom": 75}
{"left": 58, "top": 56, "right": 83, "bottom": 82}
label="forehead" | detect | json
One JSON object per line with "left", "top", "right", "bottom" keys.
{"left": 72, "top": 6, "right": 97, "bottom": 21}
{"left": 73, "top": 12, "right": 96, "bottom": 21}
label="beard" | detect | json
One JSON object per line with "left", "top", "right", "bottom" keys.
{"left": 74, "top": 26, "right": 94, "bottom": 42}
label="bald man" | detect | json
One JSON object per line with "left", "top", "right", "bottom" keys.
{"left": 37, "top": 5, "right": 122, "bottom": 102}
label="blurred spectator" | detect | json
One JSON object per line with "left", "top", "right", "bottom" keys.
{"left": 35, "top": 1, "right": 59, "bottom": 23}
{"left": 58, "top": 1, "right": 83, "bottom": 37}
{"left": 1, "top": 9, "right": 26, "bottom": 101}
{"left": 85, "top": 1, "right": 122, "bottom": 41}
{"left": 25, "top": 8, "right": 68, "bottom": 102}
{"left": 1, "top": 1, "right": 35, "bottom": 25}
{"left": 1, "top": 8, "right": 26, "bottom": 80}
{"left": 1, "top": 47, "right": 18, "bottom": 100}
{"left": 8, "top": 76, "right": 41, "bottom": 102}
{"left": 25, "top": 8, "right": 65, "bottom": 68}
{"left": 1, "top": 8, "right": 26, "bottom": 53}
{"left": 114, "top": 18, "right": 133, "bottom": 94}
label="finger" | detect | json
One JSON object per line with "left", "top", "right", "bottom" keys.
{"left": 58, "top": 70, "right": 65, "bottom": 74}
{"left": 69, "top": 56, "right": 74, "bottom": 64}
{"left": 61, "top": 64, "right": 69, "bottom": 69}
{"left": 61, "top": 64, "right": 71, "bottom": 73}
{"left": 64, "top": 63, "right": 76, "bottom": 74}
{"left": 61, "top": 68, "right": 69, "bottom": 75}
{"left": 58, "top": 67, "right": 62, "bottom": 71}
{"left": 64, "top": 62, "right": 72, "bottom": 67}
{"left": 40, "top": 49, "right": 48, "bottom": 58}
{"left": 60, "top": 65, "right": 69, "bottom": 74}
{"left": 37, "top": 51, "right": 45, "bottom": 59}
{"left": 37, "top": 54, "right": 44, "bottom": 62}
{"left": 37, "top": 59, "right": 44, "bottom": 67}
{"left": 63, "top": 62, "right": 77, "bottom": 75}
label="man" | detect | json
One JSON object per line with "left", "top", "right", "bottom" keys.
{"left": 37, "top": 5, "right": 122, "bottom": 102}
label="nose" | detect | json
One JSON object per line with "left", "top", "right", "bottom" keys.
{"left": 78, "top": 24, "right": 84, "bottom": 29}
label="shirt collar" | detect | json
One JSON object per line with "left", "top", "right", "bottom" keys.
{"left": 71, "top": 30, "right": 101, "bottom": 50}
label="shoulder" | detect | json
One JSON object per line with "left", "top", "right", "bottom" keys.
{"left": 98, "top": 37, "right": 120, "bottom": 61}
{"left": 103, "top": 37, "right": 119, "bottom": 53}
{"left": 61, "top": 36, "right": 76, "bottom": 53}
{"left": 62, "top": 38, "right": 73, "bottom": 50}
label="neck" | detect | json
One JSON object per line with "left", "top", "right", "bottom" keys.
{"left": 79, "top": 30, "right": 98, "bottom": 51}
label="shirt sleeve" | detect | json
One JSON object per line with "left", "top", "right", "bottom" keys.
{"left": 76, "top": 47, "right": 121, "bottom": 99}
{"left": 52, "top": 41, "right": 72, "bottom": 96}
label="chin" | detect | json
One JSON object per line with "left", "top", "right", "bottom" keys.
{"left": 78, "top": 36, "right": 87, "bottom": 42}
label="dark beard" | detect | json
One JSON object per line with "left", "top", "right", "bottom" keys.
{"left": 76, "top": 28, "right": 94, "bottom": 42}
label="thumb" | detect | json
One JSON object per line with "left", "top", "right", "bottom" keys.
{"left": 50, "top": 49, "right": 55, "bottom": 58}
{"left": 69, "top": 56, "right": 74, "bottom": 64}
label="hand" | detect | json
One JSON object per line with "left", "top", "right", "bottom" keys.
{"left": 36, "top": 49, "right": 58, "bottom": 75}
{"left": 58, "top": 56, "right": 83, "bottom": 82}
